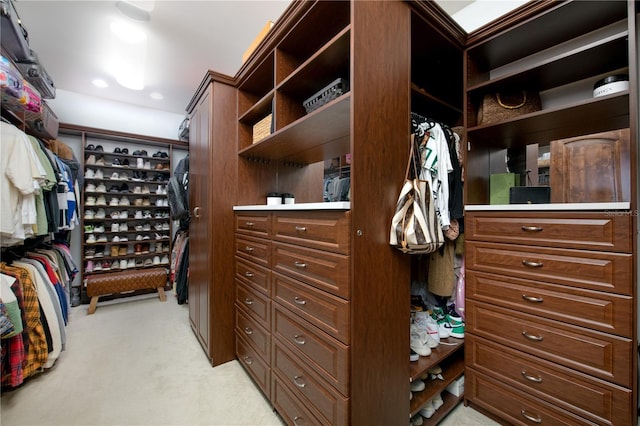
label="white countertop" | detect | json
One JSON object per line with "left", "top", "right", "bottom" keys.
{"left": 233, "top": 202, "right": 351, "bottom": 211}
{"left": 465, "top": 202, "right": 630, "bottom": 211}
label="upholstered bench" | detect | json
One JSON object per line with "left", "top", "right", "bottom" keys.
{"left": 85, "top": 268, "right": 168, "bottom": 314}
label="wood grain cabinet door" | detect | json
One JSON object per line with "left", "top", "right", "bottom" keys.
{"left": 550, "top": 129, "right": 630, "bottom": 203}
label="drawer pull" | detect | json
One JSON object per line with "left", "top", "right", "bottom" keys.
{"left": 244, "top": 298, "right": 253, "bottom": 305}
{"left": 243, "top": 355, "right": 252, "bottom": 365}
{"left": 520, "top": 409, "right": 542, "bottom": 423}
{"left": 293, "top": 375, "right": 306, "bottom": 388}
{"left": 244, "top": 271, "right": 254, "bottom": 278}
{"left": 293, "top": 334, "right": 306, "bottom": 345}
{"left": 245, "top": 221, "right": 255, "bottom": 227}
{"left": 522, "top": 331, "right": 543, "bottom": 341}
{"left": 521, "top": 370, "right": 543, "bottom": 383}
{"left": 294, "top": 261, "right": 307, "bottom": 269}
{"left": 244, "top": 327, "right": 253, "bottom": 335}
{"left": 521, "top": 225, "right": 543, "bottom": 232}
{"left": 294, "top": 296, "right": 307, "bottom": 305}
{"left": 522, "top": 260, "right": 543, "bottom": 268}
{"left": 244, "top": 246, "right": 254, "bottom": 252}
{"left": 295, "top": 226, "right": 307, "bottom": 232}
{"left": 522, "top": 294, "right": 543, "bottom": 303}
{"left": 293, "top": 416, "right": 305, "bottom": 426}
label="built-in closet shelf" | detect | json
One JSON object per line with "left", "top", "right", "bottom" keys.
{"left": 467, "top": 91, "right": 629, "bottom": 146}
{"left": 233, "top": 201, "right": 350, "bottom": 211}
{"left": 465, "top": 202, "right": 631, "bottom": 211}
{"left": 238, "top": 90, "right": 274, "bottom": 124}
{"left": 411, "top": 83, "right": 463, "bottom": 124}
{"left": 238, "top": 93, "right": 350, "bottom": 163}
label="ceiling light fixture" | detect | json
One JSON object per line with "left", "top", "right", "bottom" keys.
{"left": 92, "top": 78, "right": 109, "bottom": 88}
{"left": 115, "top": 1, "right": 152, "bottom": 22}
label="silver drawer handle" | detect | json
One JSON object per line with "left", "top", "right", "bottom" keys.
{"left": 243, "top": 355, "right": 252, "bottom": 365}
{"left": 244, "top": 246, "right": 254, "bottom": 252}
{"left": 521, "top": 226, "right": 543, "bottom": 232}
{"left": 293, "top": 416, "right": 305, "bottom": 426}
{"left": 520, "top": 409, "right": 542, "bottom": 423}
{"left": 293, "top": 375, "right": 306, "bottom": 388}
{"left": 295, "top": 226, "right": 307, "bottom": 232}
{"left": 244, "top": 298, "right": 253, "bottom": 305}
{"left": 244, "top": 327, "right": 253, "bottom": 335}
{"left": 244, "top": 271, "right": 254, "bottom": 278}
{"left": 521, "top": 370, "right": 543, "bottom": 383}
{"left": 293, "top": 334, "right": 306, "bottom": 345}
{"left": 245, "top": 221, "right": 255, "bottom": 227}
{"left": 294, "top": 296, "right": 307, "bottom": 305}
{"left": 522, "top": 294, "right": 543, "bottom": 303}
{"left": 522, "top": 260, "right": 543, "bottom": 268}
{"left": 522, "top": 331, "right": 543, "bottom": 341}
{"left": 294, "top": 261, "right": 307, "bottom": 268}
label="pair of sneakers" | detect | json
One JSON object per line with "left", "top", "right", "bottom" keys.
{"left": 410, "top": 323, "right": 438, "bottom": 357}
{"left": 430, "top": 306, "right": 465, "bottom": 339}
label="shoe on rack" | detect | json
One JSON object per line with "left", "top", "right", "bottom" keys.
{"left": 120, "top": 259, "right": 128, "bottom": 269}
{"left": 432, "top": 393, "right": 444, "bottom": 411}
{"left": 85, "top": 248, "right": 96, "bottom": 258}
{"left": 111, "top": 223, "right": 120, "bottom": 233}
{"left": 96, "top": 183, "right": 107, "bottom": 193}
{"left": 135, "top": 259, "right": 144, "bottom": 267}
{"left": 85, "top": 196, "right": 96, "bottom": 206}
{"left": 96, "top": 195, "right": 107, "bottom": 206}
{"left": 86, "top": 183, "right": 96, "bottom": 192}
{"left": 110, "top": 246, "right": 119, "bottom": 257}
{"left": 84, "top": 210, "right": 95, "bottom": 220}
{"left": 96, "top": 208, "right": 106, "bottom": 219}
{"left": 144, "top": 258, "right": 154, "bottom": 267}
{"left": 410, "top": 379, "right": 425, "bottom": 392}
{"left": 95, "top": 156, "right": 105, "bottom": 166}
{"left": 410, "top": 414, "right": 424, "bottom": 426}
{"left": 153, "top": 256, "right": 160, "bottom": 265}
{"left": 93, "top": 262, "right": 102, "bottom": 272}
{"left": 112, "top": 157, "right": 122, "bottom": 167}
{"left": 86, "top": 155, "right": 96, "bottom": 165}
{"left": 413, "top": 311, "right": 439, "bottom": 348}
{"left": 447, "top": 315, "right": 465, "bottom": 339}
{"left": 160, "top": 255, "right": 169, "bottom": 264}
{"left": 411, "top": 295, "right": 427, "bottom": 312}
{"left": 94, "top": 224, "right": 105, "bottom": 233}
{"left": 86, "top": 234, "right": 97, "bottom": 244}
{"left": 410, "top": 324, "right": 431, "bottom": 357}
{"left": 119, "top": 245, "right": 128, "bottom": 256}
{"left": 97, "top": 235, "right": 108, "bottom": 243}
{"left": 95, "top": 145, "right": 104, "bottom": 152}
{"left": 418, "top": 400, "right": 435, "bottom": 419}
{"left": 85, "top": 260, "right": 94, "bottom": 273}
{"left": 127, "top": 259, "right": 136, "bottom": 268}
{"left": 84, "top": 224, "right": 94, "bottom": 233}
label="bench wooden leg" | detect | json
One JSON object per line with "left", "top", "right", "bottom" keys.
{"left": 157, "top": 287, "right": 167, "bottom": 302}
{"left": 88, "top": 296, "right": 99, "bottom": 314}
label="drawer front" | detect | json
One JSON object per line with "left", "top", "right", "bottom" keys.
{"left": 466, "top": 369, "right": 598, "bottom": 426}
{"left": 236, "top": 280, "right": 270, "bottom": 329}
{"left": 235, "top": 235, "right": 271, "bottom": 268}
{"left": 466, "top": 335, "right": 633, "bottom": 425}
{"left": 272, "top": 304, "right": 349, "bottom": 395}
{"left": 467, "top": 300, "right": 633, "bottom": 387}
{"left": 236, "top": 334, "right": 270, "bottom": 399}
{"left": 272, "top": 339, "right": 349, "bottom": 425}
{"left": 466, "top": 211, "right": 632, "bottom": 253}
{"left": 273, "top": 211, "right": 350, "bottom": 255}
{"left": 236, "top": 307, "right": 270, "bottom": 363}
{"left": 273, "top": 242, "right": 350, "bottom": 299}
{"left": 466, "top": 241, "right": 632, "bottom": 295}
{"left": 235, "top": 213, "right": 271, "bottom": 238}
{"left": 272, "top": 374, "right": 324, "bottom": 426}
{"left": 467, "top": 270, "right": 633, "bottom": 337}
{"left": 273, "top": 272, "right": 350, "bottom": 345}
{"left": 235, "top": 255, "right": 270, "bottom": 295}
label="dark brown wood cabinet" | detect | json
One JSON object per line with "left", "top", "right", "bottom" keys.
{"left": 186, "top": 73, "right": 238, "bottom": 366}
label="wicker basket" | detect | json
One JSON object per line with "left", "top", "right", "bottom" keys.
{"left": 253, "top": 113, "right": 272, "bottom": 143}
{"left": 303, "top": 78, "right": 349, "bottom": 114}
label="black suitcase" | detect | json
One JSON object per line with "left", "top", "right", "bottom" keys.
{"left": 1, "top": 0, "right": 30, "bottom": 61}
{"left": 17, "top": 50, "right": 56, "bottom": 99}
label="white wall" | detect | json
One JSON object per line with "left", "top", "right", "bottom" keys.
{"left": 48, "top": 89, "right": 185, "bottom": 140}
{"left": 451, "top": 0, "right": 530, "bottom": 32}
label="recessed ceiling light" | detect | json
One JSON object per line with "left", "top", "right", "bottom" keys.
{"left": 92, "top": 78, "right": 108, "bottom": 88}
{"left": 115, "top": 1, "right": 152, "bottom": 22}
{"left": 149, "top": 92, "right": 163, "bottom": 100}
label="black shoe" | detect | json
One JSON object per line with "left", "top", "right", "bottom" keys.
{"left": 122, "top": 159, "right": 130, "bottom": 167}
{"left": 95, "top": 145, "right": 104, "bottom": 152}
{"left": 122, "top": 148, "right": 129, "bottom": 154}
{"left": 159, "top": 151, "right": 168, "bottom": 158}
{"left": 132, "top": 150, "right": 142, "bottom": 156}
{"left": 114, "top": 147, "right": 122, "bottom": 154}
{"left": 112, "top": 158, "right": 122, "bottom": 167}
{"left": 119, "top": 183, "right": 130, "bottom": 193}
{"left": 140, "top": 150, "right": 148, "bottom": 156}
{"left": 108, "top": 185, "right": 120, "bottom": 193}
{"left": 86, "top": 144, "right": 95, "bottom": 151}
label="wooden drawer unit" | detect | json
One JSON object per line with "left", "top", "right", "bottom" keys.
{"left": 272, "top": 303, "right": 349, "bottom": 395}
{"left": 235, "top": 234, "right": 271, "bottom": 268}
{"left": 235, "top": 255, "right": 270, "bottom": 295}
{"left": 236, "top": 280, "right": 270, "bottom": 329}
{"left": 467, "top": 370, "right": 599, "bottom": 425}
{"left": 466, "top": 335, "right": 633, "bottom": 425}
{"left": 235, "top": 213, "right": 271, "bottom": 238}
{"left": 273, "top": 211, "right": 350, "bottom": 255}
{"left": 466, "top": 300, "right": 633, "bottom": 387}
{"left": 272, "top": 373, "right": 324, "bottom": 426}
{"left": 467, "top": 270, "right": 633, "bottom": 337}
{"left": 273, "top": 271, "right": 350, "bottom": 345}
{"left": 236, "top": 307, "right": 270, "bottom": 363}
{"left": 272, "top": 338, "right": 349, "bottom": 425}
{"left": 466, "top": 240, "right": 633, "bottom": 295}
{"left": 465, "top": 211, "right": 632, "bottom": 253}
{"left": 273, "top": 242, "right": 350, "bottom": 299}
{"left": 236, "top": 334, "right": 270, "bottom": 399}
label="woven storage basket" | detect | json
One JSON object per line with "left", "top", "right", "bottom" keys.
{"left": 252, "top": 114, "right": 272, "bottom": 143}
{"left": 477, "top": 90, "right": 541, "bottom": 125}
{"left": 303, "top": 78, "right": 349, "bottom": 114}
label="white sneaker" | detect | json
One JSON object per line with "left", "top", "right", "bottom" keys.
{"left": 109, "top": 197, "right": 120, "bottom": 206}
{"left": 86, "top": 183, "right": 96, "bottom": 192}
{"left": 86, "top": 234, "right": 96, "bottom": 244}
{"left": 413, "top": 312, "right": 439, "bottom": 348}
{"left": 153, "top": 256, "right": 160, "bottom": 265}
{"left": 86, "top": 155, "right": 96, "bottom": 165}
{"left": 85, "top": 196, "right": 96, "bottom": 206}
{"left": 127, "top": 259, "right": 136, "bottom": 268}
{"left": 111, "top": 223, "right": 119, "bottom": 233}
{"left": 419, "top": 400, "right": 435, "bottom": 419}
{"left": 95, "top": 169, "right": 104, "bottom": 179}
{"left": 96, "top": 208, "right": 106, "bottom": 219}
{"left": 432, "top": 393, "right": 444, "bottom": 411}
{"left": 160, "top": 255, "right": 169, "bottom": 264}
{"left": 85, "top": 169, "right": 95, "bottom": 178}
{"left": 120, "top": 259, "right": 128, "bottom": 269}
{"left": 410, "top": 324, "right": 431, "bottom": 356}
{"left": 96, "top": 183, "right": 107, "bottom": 193}
{"left": 410, "top": 379, "right": 425, "bottom": 392}
{"left": 96, "top": 195, "right": 107, "bottom": 205}
{"left": 84, "top": 210, "right": 95, "bottom": 219}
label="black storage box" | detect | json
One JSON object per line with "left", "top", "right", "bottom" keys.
{"left": 509, "top": 186, "right": 551, "bottom": 204}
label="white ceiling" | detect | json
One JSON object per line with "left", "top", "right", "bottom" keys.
{"left": 11, "top": 0, "right": 507, "bottom": 116}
